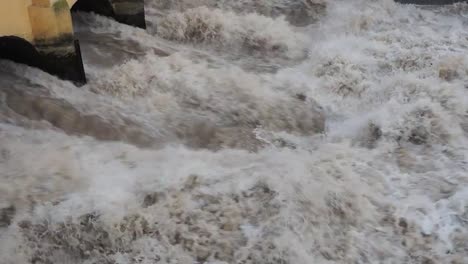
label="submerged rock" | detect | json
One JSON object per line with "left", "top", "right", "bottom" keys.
{"left": 0, "top": 206, "right": 15, "bottom": 228}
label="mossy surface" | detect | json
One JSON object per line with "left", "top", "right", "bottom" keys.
{"left": 53, "top": 0, "right": 69, "bottom": 12}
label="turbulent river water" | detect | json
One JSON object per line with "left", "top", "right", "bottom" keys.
{"left": 1, "top": 0, "right": 468, "bottom": 263}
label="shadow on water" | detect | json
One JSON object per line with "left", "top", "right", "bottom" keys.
{"left": 0, "top": 70, "right": 156, "bottom": 147}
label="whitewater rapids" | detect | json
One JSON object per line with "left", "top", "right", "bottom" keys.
{"left": 1, "top": 0, "right": 468, "bottom": 263}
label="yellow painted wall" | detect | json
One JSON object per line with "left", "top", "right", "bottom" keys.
{"left": 56, "top": 8, "right": 73, "bottom": 36}
{"left": 0, "top": 0, "right": 34, "bottom": 41}
{"left": 0, "top": 0, "right": 76, "bottom": 44}
{"left": 28, "top": 4, "right": 60, "bottom": 42}
{"left": 66, "top": 0, "right": 77, "bottom": 8}
{"left": 0, "top": 0, "right": 76, "bottom": 43}
{"left": 33, "top": 0, "right": 52, "bottom": 7}
{"left": 47, "top": 0, "right": 77, "bottom": 8}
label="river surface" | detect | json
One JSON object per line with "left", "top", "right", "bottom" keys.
{"left": 1, "top": 0, "right": 468, "bottom": 263}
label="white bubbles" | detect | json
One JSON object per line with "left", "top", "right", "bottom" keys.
{"left": 1, "top": 0, "right": 468, "bottom": 263}
{"left": 157, "top": 7, "right": 308, "bottom": 59}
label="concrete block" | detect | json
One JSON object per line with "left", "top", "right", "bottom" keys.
{"left": 28, "top": 5, "right": 60, "bottom": 43}
{"left": 0, "top": 0, "right": 147, "bottom": 84}
{"left": 0, "top": 36, "right": 86, "bottom": 85}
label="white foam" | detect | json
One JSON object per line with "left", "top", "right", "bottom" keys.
{"left": 1, "top": 0, "right": 468, "bottom": 263}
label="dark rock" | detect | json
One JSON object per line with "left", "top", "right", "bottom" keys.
{"left": 361, "top": 123, "right": 382, "bottom": 148}
{"left": 0, "top": 206, "right": 15, "bottom": 227}
{"left": 370, "top": 124, "right": 382, "bottom": 141}
{"left": 409, "top": 126, "right": 429, "bottom": 145}
{"left": 295, "top": 93, "right": 307, "bottom": 101}
{"left": 398, "top": 217, "right": 408, "bottom": 234}
{"left": 143, "top": 192, "right": 165, "bottom": 208}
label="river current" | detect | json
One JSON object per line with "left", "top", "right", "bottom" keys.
{"left": 1, "top": 0, "right": 468, "bottom": 263}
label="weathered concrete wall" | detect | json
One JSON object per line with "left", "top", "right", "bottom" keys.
{"left": 0, "top": 0, "right": 75, "bottom": 43}
{"left": 0, "top": 0, "right": 146, "bottom": 84}
{"left": 0, "top": 0, "right": 34, "bottom": 41}
{"left": 0, "top": 0, "right": 146, "bottom": 42}
{"left": 0, "top": 0, "right": 86, "bottom": 84}
{"left": 0, "top": 36, "right": 86, "bottom": 83}
{"left": 28, "top": 0, "right": 74, "bottom": 44}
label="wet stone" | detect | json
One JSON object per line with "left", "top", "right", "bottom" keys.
{"left": 398, "top": 218, "right": 408, "bottom": 234}
{"left": 409, "top": 127, "right": 429, "bottom": 145}
{"left": 144, "top": 192, "right": 166, "bottom": 207}
{"left": 295, "top": 93, "right": 307, "bottom": 101}
{"left": 0, "top": 206, "right": 15, "bottom": 227}
{"left": 195, "top": 246, "right": 211, "bottom": 262}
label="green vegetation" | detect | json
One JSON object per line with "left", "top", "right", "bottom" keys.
{"left": 53, "top": 0, "right": 69, "bottom": 12}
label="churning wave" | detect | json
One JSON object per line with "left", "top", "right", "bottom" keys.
{"left": 1, "top": 0, "right": 468, "bottom": 263}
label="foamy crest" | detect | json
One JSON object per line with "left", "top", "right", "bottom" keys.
{"left": 89, "top": 52, "right": 325, "bottom": 145}
{"left": 157, "top": 7, "right": 307, "bottom": 59}
{"left": 149, "top": 0, "right": 327, "bottom": 26}
{"left": 1, "top": 0, "right": 468, "bottom": 263}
